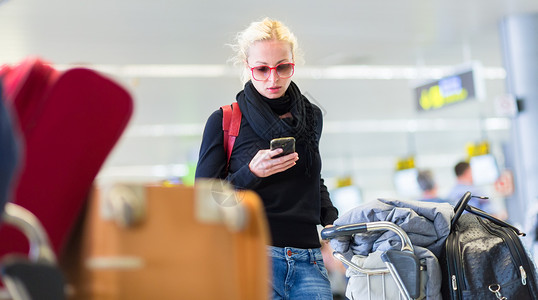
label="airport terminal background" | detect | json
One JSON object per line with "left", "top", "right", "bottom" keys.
{"left": 91, "top": 9, "right": 538, "bottom": 252}
{"left": 7, "top": 2, "right": 531, "bottom": 244}
{"left": 3, "top": 1, "right": 538, "bottom": 298}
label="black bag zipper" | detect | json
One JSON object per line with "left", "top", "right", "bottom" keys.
{"left": 500, "top": 226, "right": 537, "bottom": 296}
{"left": 447, "top": 227, "right": 464, "bottom": 299}
{"left": 479, "top": 217, "right": 535, "bottom": 296}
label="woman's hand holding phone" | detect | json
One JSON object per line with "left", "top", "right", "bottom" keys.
{"left": 249, "top": 146, "right": 298, "bottom": 178}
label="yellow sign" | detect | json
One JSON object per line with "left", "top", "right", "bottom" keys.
{"left": 466, "top": 141, "right": 490, "bottom": 157}
{"left": 396, "top": 157, "right": 415, "bottom": 171}
{"left": 414, "top": 66, "right": 483, "bottom": 111}
{"left": 336, "top": 176, "right": 353, "bottom": 188}
{"left": 419, "top": 85, "right": 469, "bottom": 110}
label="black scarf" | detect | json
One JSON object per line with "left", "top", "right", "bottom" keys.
{"left": 236, "top": 81, "right": 318, "bottom": 176}
{"left": 261, "top": 94, "right": 291, "bottom": 116}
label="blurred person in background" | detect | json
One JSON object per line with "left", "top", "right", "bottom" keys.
{"left": 446, "top": 161, "right": 492, "bottom": 211}
{"left": 195, "top": 17, "right": 338, "bottom": 300}
{"left": 416, "top": 169, "right": 448, "bottom": 204}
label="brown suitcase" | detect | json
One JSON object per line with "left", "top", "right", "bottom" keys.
{"left": 62, "top": 182, "right": 270, "bottom": 300}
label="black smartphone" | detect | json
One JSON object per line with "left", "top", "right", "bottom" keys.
{"left": 270, "top": 137, "right": 296, "bottom": 158}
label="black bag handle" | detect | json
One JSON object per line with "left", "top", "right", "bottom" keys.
{"left": 451, "top": 191, "right": 525, "bottom": 236}
{"left": 451, "top": 191, "right": 473, "bottom": 228}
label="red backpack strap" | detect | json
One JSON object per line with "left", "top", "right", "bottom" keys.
{"left": 220, "top": 102, "right": 241, "bottom": 170}
{"left": 221, "top": 104, "right": 232, "bottom": 156}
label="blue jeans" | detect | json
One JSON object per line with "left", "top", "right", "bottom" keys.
{"left": 268, "top": 246, "right": 332, "bottom": 300}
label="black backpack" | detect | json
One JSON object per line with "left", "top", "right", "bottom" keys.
{"left": 440, "top": 192, "right": 538, "bottom": 299}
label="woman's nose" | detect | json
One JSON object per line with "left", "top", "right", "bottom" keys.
{"left": 268, "top": 68, "right": 278, "bottom": 81}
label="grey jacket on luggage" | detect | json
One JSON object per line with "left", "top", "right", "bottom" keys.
{"left": 330, "top": 198, "right": 454, "bottom": 300}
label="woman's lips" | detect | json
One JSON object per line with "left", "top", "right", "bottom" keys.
{"left": 267, "top": 86, "right": 281, "bottom": 93}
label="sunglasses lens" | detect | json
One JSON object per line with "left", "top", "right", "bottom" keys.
{"left": 276, "top": 63, "right": 294, "bottom": 77}
{"left": 253, "top": 66, "right": 269, "bottom": 80}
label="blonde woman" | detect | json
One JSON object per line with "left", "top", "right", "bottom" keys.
{"left": 196, "top": 18, "right": 337, "bottom": 299}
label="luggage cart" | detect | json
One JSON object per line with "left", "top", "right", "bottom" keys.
{"left": 0, "top": 202, "right": 66, "bottom": 300}
{"left": 321, "top": 221, "right": 422, "bottom": 300}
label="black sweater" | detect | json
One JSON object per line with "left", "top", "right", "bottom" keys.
{"left": 195, "top": 104, "right": 338, "bottom": 249}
